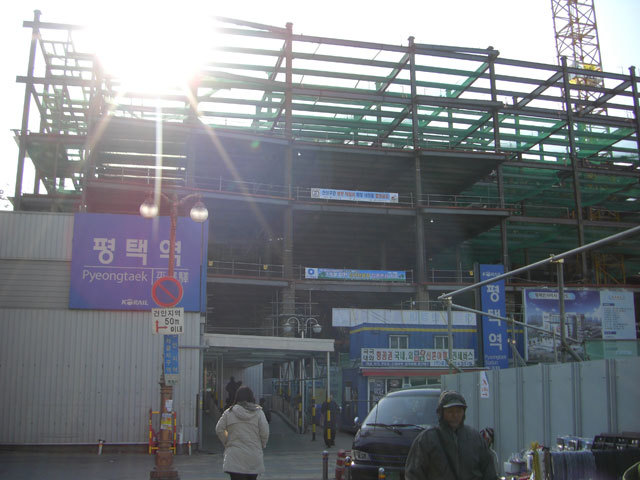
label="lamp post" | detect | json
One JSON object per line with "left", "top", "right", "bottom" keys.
{"left": 282, "top": 316, "right": 322, "bottom": 338}
{"left": 141, "top": 191, "right": 208, "bottom": 480}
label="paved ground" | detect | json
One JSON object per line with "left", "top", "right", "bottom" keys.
{"left": 0, "top": 411, "right": 355, "bottom": 480}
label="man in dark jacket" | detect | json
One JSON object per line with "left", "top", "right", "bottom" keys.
{"left": 225, "top": 376, "right": 241, "bottom": 407}
{"left": 404, "top": 390, "right": 498, "bottom": 480}
{"left": 321, "top": 395, "right": 339, "bottom": 447}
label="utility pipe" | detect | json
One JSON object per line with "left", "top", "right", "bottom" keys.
{"left": 450, "top": 302, "right": 581, "bottom": 344}
{"left": 556, "top": 259, "right": 582, "bottom": 362}
{"left": 438, "top": 225, "right": 640, "bottom": 300}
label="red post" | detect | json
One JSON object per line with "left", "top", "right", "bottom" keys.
{"left": 150, "top": 380, "right": 179, "bottom": 479}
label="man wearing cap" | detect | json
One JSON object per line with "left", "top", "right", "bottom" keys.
{"left": 405, "top": 390, "right": 498, "bottom": 480}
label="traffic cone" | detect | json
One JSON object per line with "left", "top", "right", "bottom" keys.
{"left": 335, "top": 449, "right": 346, "bottom": 480}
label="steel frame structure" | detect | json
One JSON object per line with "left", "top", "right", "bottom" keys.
{"left": 10, "top": 12, "right": 640, "bottom": 332}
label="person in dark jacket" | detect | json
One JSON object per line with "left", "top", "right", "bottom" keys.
{"left": 404, "top": 390, "right": 498, "bottom": 480}
{"left": 225, "top": 376, "right": 241, "bottom": 408}
{"left": 321, "top": 395, "right": 339, "bottom": 447}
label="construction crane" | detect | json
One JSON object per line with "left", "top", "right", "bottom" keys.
{"left": 550, "top": 0, "right": 604, "bottom": 104}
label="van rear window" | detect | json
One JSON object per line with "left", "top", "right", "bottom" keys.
{"left": 363, "top": 393, "right": 439, "bottom": 427}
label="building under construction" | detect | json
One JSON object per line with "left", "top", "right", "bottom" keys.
{"left": 3, "top": 9, "right": 640, "bottom": 452}
{"left": 10, "top": 12, "right": 640, "bottom": 337}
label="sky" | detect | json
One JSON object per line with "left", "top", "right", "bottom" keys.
{"left": 1, "top": 0, "right": 639, "bottom": 211}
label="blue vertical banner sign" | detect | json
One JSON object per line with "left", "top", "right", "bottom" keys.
{"left": 164, "top": 334, "right": 180, "bottom": 384}
{"left": 480, "top": 264, "right": 508, "bottom": 369}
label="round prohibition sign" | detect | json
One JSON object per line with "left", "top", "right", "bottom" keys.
{"left": 152, "top": 276, "right": 183, "bottom": 307}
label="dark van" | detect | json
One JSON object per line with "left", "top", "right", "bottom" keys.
{"left": 347, "top": 388, "right": 440, "bottom": 480}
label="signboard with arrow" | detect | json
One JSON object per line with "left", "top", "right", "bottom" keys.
{"left": 151, "top": 308, "right": 184, "bottom": 335}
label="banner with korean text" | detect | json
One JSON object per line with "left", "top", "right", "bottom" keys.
{"left": 311, "top": 188, "right": 398, "bottom": 203}
{"left": 305, "top": 267, "right": 406, "bottom": 282}
{"left": 70, "top": 213, "right": 208, "bottom": 311}
{"left": 361, "top": 348, "right": 475, "bottom": 368}
{"left": 479, "top": 264, "right": 508, "bottom": 369}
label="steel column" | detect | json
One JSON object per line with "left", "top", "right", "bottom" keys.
{"left": 14, "top": 10, "right": 41, "bottom": 211}
{"left": 629, "top": 67, "right": 640, "bottom": 156}
{"left": 497, "top": 166, "right": 509, "bottom": 271}
{"left": 561, "top": 56, "right": 588, "bottom": 279}
{"left": 282, "top": 22, "right": 295, "bottom": 315}
{"left": 488, "top": 48, "right": 501, "bottom": 150}
{"left": 409, "top": 36, "right": 427, "bottom": 298}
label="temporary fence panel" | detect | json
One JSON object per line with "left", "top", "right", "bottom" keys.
{"left": 442, "top": 357, "right": 640, "bottom": 473}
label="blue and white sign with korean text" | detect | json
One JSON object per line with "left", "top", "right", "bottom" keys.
{"left": 480, "top": 264, "right": 508, "bottom": 369}
{"left": 311, "top": 188, "right": 398, "bottom": 204}
{"left": 70, "top": 213, "right": 208, "bottom": 311}
{"left": 164, "top": 334, "right": 180, "bottom": 384}
{"left": 305, "top": 267, "right": 406, "bottom": 282}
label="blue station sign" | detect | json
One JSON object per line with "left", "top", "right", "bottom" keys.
{"left": 69, "top": 213, "right": 208, "bottom": 311}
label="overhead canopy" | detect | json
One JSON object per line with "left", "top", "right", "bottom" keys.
{"left": 203, "top": 333, "right": 334, "bottom": 369}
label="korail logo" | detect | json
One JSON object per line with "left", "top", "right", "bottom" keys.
{"left": 305, "top": 267, "right": 318, "bottom": 279}
{"left": 122, "top": 298, "right": 149, "bottom": 306}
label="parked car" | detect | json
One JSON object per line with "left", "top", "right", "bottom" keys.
{"left": 347, "top": 388, "right": 440, "bottom": 480}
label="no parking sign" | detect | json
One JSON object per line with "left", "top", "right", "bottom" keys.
{"left": 152, "top": 276, "right": 183, "bottom": 307}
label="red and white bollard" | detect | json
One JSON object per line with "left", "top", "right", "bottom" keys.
{"left": 97, "top": 439, "right": 104, "bottom": 455}
{"left": 335, "top": 449, "right": 347, "bottom": 480}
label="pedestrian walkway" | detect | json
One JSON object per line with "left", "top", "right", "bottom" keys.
{"left": 0, "top": 410, "right": 354, "bottom": 480}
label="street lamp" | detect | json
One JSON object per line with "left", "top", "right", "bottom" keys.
{"left": 141, "top": 191, "right": 208, "bottom": 480}
{"left": 283, "top": 316, "right": 322, "bottom": 338}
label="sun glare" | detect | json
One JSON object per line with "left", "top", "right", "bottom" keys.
{"left": 86, "top": 4, "right": 215, "bottom": 94}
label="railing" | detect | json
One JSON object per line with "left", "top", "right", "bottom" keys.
{"left": 206, "top": 261, "right": 634, "bottom": 287}
{"left": 207, "top": 261, "right": 415, "bottom": 284}
{"left": 420, "top": 193, "right": 509, "bottom": 210}
{"left": 197, "top": 176, "right": 290, "bottom": 198}
{"left": 100, "top": 174, "right": 635, "bottom": 225}
{"left": 204, "top": 324, "right": 277, "bottom": 336}
{"left": 510, "top": 204, "right": 572, "bottom": 218}
{"left": 426, "top": 269, "right": 475, "bottom": 284}
{"left": 292, "top": 186, "right": 415, "bottom": 206}
{"left": 294, "top": 266, "right": 414, "bottom": 283}
{"left": 271, "top": 393, "right": 302, "bottom": 431}
{"left": 208, "top": 260, "right": 285, "bottom": 278}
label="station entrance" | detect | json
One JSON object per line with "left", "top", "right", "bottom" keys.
{"left": 200, "top": 333, "right": 335, "bottom": 451}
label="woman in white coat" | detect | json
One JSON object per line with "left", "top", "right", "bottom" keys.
{"left": 216, "top": 385, "right": 270, "bottom": 480}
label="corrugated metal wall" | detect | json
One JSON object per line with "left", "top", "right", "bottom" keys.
{"left": 0, "top": 308, "right": 201, "bottom": 444}
{"left": 0, "top": 211, "right": 202, "bottom": 445}
{"left": 0, "top": 260, "right": 70, "bottom": 309}
{"left": 442, "top": 357, "right": 640, "bottom": 472}
{"left": 0, "top": 211, "right": 73, "bottom": 260}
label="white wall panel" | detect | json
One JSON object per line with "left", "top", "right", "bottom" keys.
{"left": 0, "top": 260, "right": 70, "bottom": 308}
{"left": 0, "top": 211, "right": 73, "bottom": 260}
{"left": 0, "top": 308, "right": 201, "bottom": 445}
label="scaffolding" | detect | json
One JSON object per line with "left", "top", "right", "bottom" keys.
{"left": 10, "top": 11, "right": 640, "bottom": 308}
